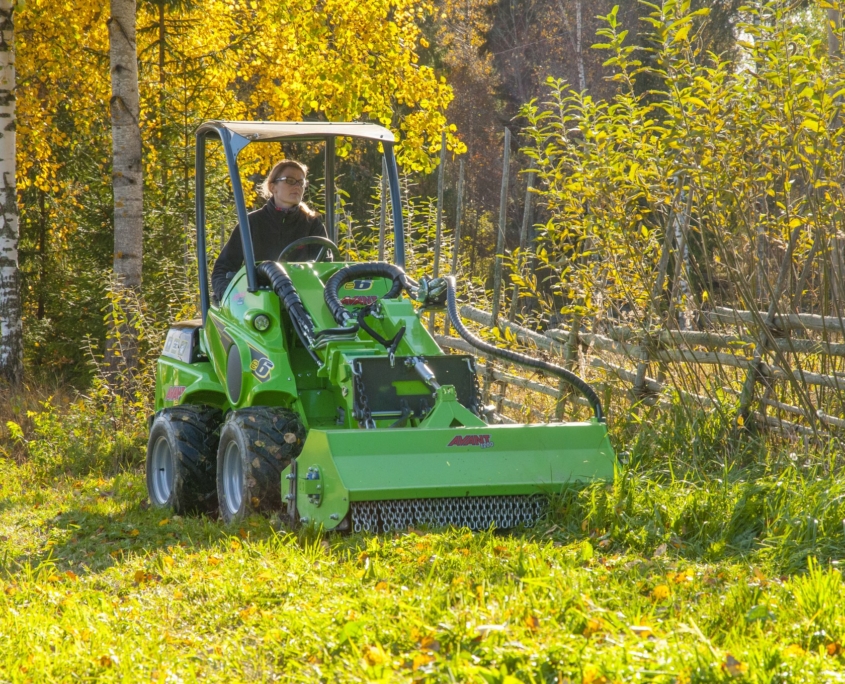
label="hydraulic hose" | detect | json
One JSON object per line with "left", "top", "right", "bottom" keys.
{"left": 443, "top": 275, "right": 605, "bottom": 423}
{"left": 256, "top": 261, "right": 321, "bottom": 365}
{"left": 324, "top": 262, "right": 417, "bottom": 325}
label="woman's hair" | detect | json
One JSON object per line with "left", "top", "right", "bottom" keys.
{"left": 260, "top": 159, "right": 316, "bottom": 217}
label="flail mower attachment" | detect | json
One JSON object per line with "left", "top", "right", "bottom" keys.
{"left": 277, "top": 267, "right": 616, "bottom": 532}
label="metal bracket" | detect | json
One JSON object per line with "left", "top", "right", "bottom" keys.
{"left": 304, "top": 465, "right": 323, "bottom": 507}
{"left": 286, "top": 459, "right": 298, "bottom": 524}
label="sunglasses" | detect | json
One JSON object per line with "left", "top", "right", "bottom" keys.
{"left": 273, "top": 176, "right": 308, "bottom": 188}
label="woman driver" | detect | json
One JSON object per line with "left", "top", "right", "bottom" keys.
{"left": 211, "top": 160, "right": 328, "bottom": 302}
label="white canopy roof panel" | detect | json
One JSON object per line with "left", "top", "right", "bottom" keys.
{"left": 214, "top": 121, "right": 395, "bottom": 143}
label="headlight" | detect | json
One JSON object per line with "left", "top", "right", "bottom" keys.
{"left": 253, "top": 314, "right": 271, "bottom": 332}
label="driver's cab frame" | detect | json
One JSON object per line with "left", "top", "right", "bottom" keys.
{"left": 194, "top": 121, "right": 406, "bottom": 322}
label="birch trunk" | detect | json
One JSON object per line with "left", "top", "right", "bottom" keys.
{"left": 0, "top": 1, "right": 20, "bottom": 385}
{"left": 108, "top": 0, "right": 143, "bottom": 371}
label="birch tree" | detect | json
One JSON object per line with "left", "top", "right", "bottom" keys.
{"left": 108, "top": 0, "right": 143, "bottom": 371}
{"left": 0, "top": 0, "right": 20, "bottom": 385}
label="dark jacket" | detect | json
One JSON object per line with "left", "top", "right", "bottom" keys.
{"left": 211, "top": 200, "right": 328, "bottom": 301}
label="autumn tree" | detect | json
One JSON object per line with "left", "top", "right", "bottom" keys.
{"left": 0, "top": 0, "right": 19, "bottom": 384}
{"left": 108, "top": 0, "right": 144, "bottom": 372}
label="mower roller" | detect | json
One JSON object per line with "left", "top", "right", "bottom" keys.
{"left": 146, "top": 121, "right": 616, "bottom": 532}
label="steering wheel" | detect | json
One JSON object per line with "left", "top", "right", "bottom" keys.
{"left": 278, "top": 236, "right": 341, "bottom": 263}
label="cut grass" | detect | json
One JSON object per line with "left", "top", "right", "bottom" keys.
{"left": 2, "top": 449, "right": 845, "bottom": 682}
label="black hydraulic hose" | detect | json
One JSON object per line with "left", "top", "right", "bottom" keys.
{"left": 443, "top": 275, "right": 605, "bottom": 423}
{"left": 256, "top": 261, "right": 321, "bottom": 365}
{"left": 324, "top": 262, "right": 416, "bottom": 325}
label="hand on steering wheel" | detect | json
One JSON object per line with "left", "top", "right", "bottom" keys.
{"left": 277, "top": 236, "right": 341, "bottom": 262}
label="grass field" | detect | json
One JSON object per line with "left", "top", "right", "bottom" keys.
{"left": 2, "top": 397, "right": 845, "bottom": 682}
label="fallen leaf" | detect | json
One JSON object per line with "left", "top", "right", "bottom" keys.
{"left": 413, "top": 652, "right": 434, "bottom": 670}
{"left": 827, "top": 642, "right": 842, "bottom": 656}
{"left": 652, "top": 543, "right": 667, "bottom": 558}
{"left": 159, "top": 519, "right": 169, "bottom": 526}
{"left": 524, "top": 614, "right": 540, "bottom": 631}
{"left": 583, "top": 617, "right": 604, "bottom": 637}
{"left": 419, "top": 635, "right": 440, "bottom": 652}
{"left": 722, "top": 654, "right": 747, "bottom": 676}
{"left": 783, "top": 644, "right": 805, "bottom": 658}
{"left": 375, "top": 581, "right": 389, "bottom": 592}
{"left": 128, "top": 529, "right": 140, "bottom": 537}
{"left": 364, "top": 644, "right": 386, "bottom": 666}
{"left": 651, "top": 584, "right": 670, "bottom": 600}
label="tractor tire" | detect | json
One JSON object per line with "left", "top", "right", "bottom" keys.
{"left": 216, "top": 407, "right": 306, "bottom": 524}
{"left": 146, "top": 405, "right": 223, "bottom": 515}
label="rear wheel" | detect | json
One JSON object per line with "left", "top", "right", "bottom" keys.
{"left": 146, "top": 406, "right": 223, "bottom": 514}
{"left": 216, "top": 407, "right": 306, "bottom": 523}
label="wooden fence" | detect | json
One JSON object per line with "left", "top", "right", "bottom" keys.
{"left": 435, "top": 303, "right": 845, "bottom": 438}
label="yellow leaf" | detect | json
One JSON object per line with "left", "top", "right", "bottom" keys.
{"left": 784, "top": 644, "right": 805, "bottom": 657}
{"left": 413, "top": 652, "right": 434, "bottom": 670}
{"left": 364, "top": 644, "right": 386, "bottom": 666}
{"left": 674, "top": 23, "right": 691, "bottom": 42}
{"left": 652, "top": 584, "right": 670, "bottom": 600}
{"left": 159, "top": 519, "right": 169, "bottom": 526}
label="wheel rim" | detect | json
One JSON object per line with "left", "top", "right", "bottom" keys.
{"left": 222, "top": 440, "right": 244, "bottom": 516}
{"left": 150, "top": 436, "right": 174, "bottom": 505}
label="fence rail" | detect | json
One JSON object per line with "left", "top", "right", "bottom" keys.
{"left": 441, "top": 301, "right": 845, "bottom": 439}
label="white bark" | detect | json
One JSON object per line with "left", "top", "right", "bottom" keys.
{"left": 109, "top": 0, "right": 143, "bottom": 290}
{"left": 574, "top": 0, "right": 586, "bottom": 93}
{"left": 108, "top": 0, "right": 142, "bottom": 373}
{"left": 0, "top": 1, "right": 20, "bottom": 384}
{"left": 556, "top": 0, "right": 587, "bottom": 93}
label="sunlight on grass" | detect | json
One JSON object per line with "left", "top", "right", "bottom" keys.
{"left": 2, "top": 453, "right": 845, "bottom": 682}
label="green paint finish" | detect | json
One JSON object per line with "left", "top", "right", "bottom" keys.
{"left": 392, "top": 380, "right": 429, "bottom": 396}
{"left": 155, "top": 356, "right": 226, "bottom": 412}
{"left": 419, "top": 386, "right": 486, "bottom": 428}
{"left": 291, "top": 421, "right": 616, "bottom": 529}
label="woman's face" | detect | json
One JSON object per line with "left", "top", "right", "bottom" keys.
{"left": 271, "top": 166, "right": 307, "bottom": 209}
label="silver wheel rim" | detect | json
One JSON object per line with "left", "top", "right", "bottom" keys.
{"left": 222, "top": 440, "right": 244, "bottom": 516}
{"left": 150, "top": 435, "right": 174, "bottom": 505}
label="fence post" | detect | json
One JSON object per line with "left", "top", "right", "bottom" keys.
{"left": 554, "top": 312, "right": 580, "bottom": 420}
{"left": 738, "top": 220, "right": 816, "bottom": 426}
{"left": 509, "top": 171, "right": 536, "bottom": 322}
{"left": 491, "top": 128, "right": 511, "bottom": 325}
{"left": 430, "top": 131, "right": 447, "bottom": 333}
{"left": 446, "top": 160, "right": 465, "bottom": 337}
{"left": 378, "top": 156, "right": 387, "bottom": 262}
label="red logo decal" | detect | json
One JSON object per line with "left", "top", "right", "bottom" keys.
{"left": 447, "top": 434, "right": 494, "bottom": 448}
{"left": 165, "top": 385, "right": 186, "bottom": 402}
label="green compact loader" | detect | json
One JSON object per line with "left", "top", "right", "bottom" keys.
{"left": 146, "top": 121, "right": 616, "bottom": 532}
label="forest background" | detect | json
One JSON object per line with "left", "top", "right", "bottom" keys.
{"left": 4, "top": 0, "right": 820, "bottom": 384}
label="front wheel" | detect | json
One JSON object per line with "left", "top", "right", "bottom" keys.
{"left": 146, "top": 406, "right": 223, "bottom": 514}
{"left": 216, "top": 407, "right": 306, "bottom": 523}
